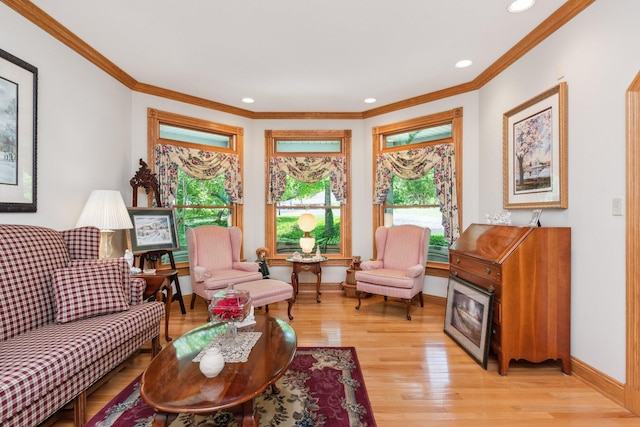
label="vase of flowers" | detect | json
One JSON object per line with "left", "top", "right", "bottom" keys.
{"left": 209, "top": 284, "right": 252, "bottom": 342}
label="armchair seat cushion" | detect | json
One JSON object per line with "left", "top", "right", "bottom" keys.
{"left": 202, "top": 270, "right": 263, "bottom": 290}
{"left": 355, "top": 269, "right": 414, "bottom": 289}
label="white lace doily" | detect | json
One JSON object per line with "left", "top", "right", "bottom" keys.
{"left": 193, "top": 331, "right": 262, "bottom": 363}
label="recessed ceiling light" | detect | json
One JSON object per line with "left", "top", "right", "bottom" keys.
{"left": 364, "top": 98, "right": 377, "bottom": 104}
{"left": 508, "top": 0, "right": 535, "bottom": 13}
{"left": 454, "top": 59, "right": 473, "bottom": 69}
{"left": 242, "top": 97, "right": 255, "bottom": 104}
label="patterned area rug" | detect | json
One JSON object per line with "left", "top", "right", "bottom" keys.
{"left": 87, "top": 347, "right": 376, "bottom": 427}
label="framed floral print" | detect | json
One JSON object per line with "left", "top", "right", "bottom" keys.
{"left": 503, "top": 82, "right": 568, "bottom": 209}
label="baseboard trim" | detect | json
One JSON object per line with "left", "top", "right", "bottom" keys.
{"left": 424, "top": 294, "right": 447, "bottom": 307}
{"left": 571, "top": 356, "right": 625, "bottom": 406}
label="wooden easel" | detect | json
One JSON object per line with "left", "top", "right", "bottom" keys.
{"left": 130, "top": 159, "right": 186, "bottom": 314}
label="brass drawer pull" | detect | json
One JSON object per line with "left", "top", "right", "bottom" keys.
{"left": 455, "top": 258, "right": 460, "bottom": 264}
{"left": 452, "top": 270, "right": 458, "bottom": 277}
{"left": 484, "top": 267, "right": 491, "bottom": 275}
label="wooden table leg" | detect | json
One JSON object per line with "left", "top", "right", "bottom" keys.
{"left": 291, "top": 270, "right": 299, "bottom": 302}
{"left": 241, "top": 398, "right": 257, "bottom": 427}
{"left": 163, "top": 281, "right": 173, "bottom": 342}
{"left": 315, "top": 264, "right": 322, "bottom": 303}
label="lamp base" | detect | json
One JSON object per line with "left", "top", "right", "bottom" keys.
{"left": 99, "top": 230, "right": 115, "bottom": 259}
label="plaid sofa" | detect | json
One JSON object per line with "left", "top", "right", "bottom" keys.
{"left": 0, "top": 224, "right": 165, "bottom": 427}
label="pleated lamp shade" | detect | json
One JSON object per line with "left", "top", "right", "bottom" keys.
{"left": 76, "top": 190, "right": 133, "bottom": 259}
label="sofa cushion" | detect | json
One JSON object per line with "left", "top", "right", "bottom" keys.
{"left": 60, "top": 226, "right": 100, "bottom": 260}
{"left": 52, "top": 264, "right": 129, "bottom": 323}
{"left": 0, "top": 302, "right": 164, "bottom": 426}
{"left": 68, "top": 258, "right": 144, "bottom": 305}
{"left": 0, "top": 225, "right": 71, "bottom": 341}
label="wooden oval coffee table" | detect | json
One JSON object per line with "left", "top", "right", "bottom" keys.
{"left": 140, "top": 316, "right": 296, "bottom": 426}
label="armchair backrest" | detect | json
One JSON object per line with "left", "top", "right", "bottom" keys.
{"left": 375, "top": 225, "right": 430, "bottom": 270}
{"left": 186, "top": 226, "right": 243, "bottom": 274}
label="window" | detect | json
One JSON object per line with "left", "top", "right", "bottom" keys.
{"left": 372, "top": 108, "right": 462, "bottom": 272}
{"left": 147, "top": 109, "right": 244, "bottom": 268}
{"left": 265, "top": 130, "right": 352, "bottom": 266}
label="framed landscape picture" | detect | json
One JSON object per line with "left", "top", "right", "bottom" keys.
{"left": 444, "top": 275, "right": 494, "bottom": 369}
{"left": 126, "top": 207, "right": 179, "bottom": 254}
{"left": 503, "top": 82, "right": 568, "bottom": 209}
{"left": 0, "top": 48, "right": 38, "bottom": 212}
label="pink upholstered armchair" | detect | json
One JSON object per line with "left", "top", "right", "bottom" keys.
{"left": 187, "top": 225, "right": 263, "bottom": 309}
{"left": 355, "top": 225, "right": 430, "bottom": 320}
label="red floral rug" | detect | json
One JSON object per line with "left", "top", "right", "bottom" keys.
{"left": 87, "top": 347, "right": 376, "bottom": 427}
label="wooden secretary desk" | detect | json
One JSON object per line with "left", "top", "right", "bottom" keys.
{"left": 449, "top": 223, "right": 571, "bottom": 375}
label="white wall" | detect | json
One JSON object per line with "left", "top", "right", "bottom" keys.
{"left": 478, "top": 0, "right": 640, "bottom": 382}
{"left": 2, "top": 0, "right": 636, "bottom": 385}
{"left": 0, "top": 4, "right": 133, "bottom": 230}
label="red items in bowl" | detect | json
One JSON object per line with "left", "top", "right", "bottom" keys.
{"left": 209, "top": 287, "right": 252, "bottom": 323}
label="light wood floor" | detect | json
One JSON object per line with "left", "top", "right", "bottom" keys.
{"left": 53, "top": 288, "right": 640, "bottom": 426}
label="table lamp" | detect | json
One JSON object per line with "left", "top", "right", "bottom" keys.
{"left": 76, "top": 190, "right": 133, "bottom": 259}
{"left": 298, "top": 212, "right": 316, "bottom": 257}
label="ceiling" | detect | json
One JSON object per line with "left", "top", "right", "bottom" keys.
{"left": 27, "top": 0, "right": 569, "bottom": 113}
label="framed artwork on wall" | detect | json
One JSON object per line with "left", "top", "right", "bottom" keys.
{"left": 0, "top": 48, "right": 38, "bottom": 212}
{"left": 126, "top": 207, "right": 179, "bottom": 254}
{"left": 444, "top": 275, "right": 494, "bottom": 369}
{"left": 503, "top": 82, "right": 568, "bottom": 209}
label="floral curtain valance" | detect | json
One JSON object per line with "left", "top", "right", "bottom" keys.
{"left": 155, "top": 144, "right": 243, "bottom": 207}
{"left": 374, "top": 144, "right": 459, "bottom": 244}
{"left": 267, "top": 156, "right": 347, "bottom": 204}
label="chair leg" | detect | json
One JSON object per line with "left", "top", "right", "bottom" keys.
{"left": 355, "top": 291, "right": 362, "bottom": 310}
{"left": 406, "top": 299, "right": 412, "bottom": 321}
{"left": 265, "top": 304, "right": 270, "bottom": 313}
{"left": 286, "top": 298, "right": 294, "bottom": 320}
{"left": 190, "top": 293, "right": 197, "bottom": 310}
{"left": 418, "top": 291, "right": 424, "bottom": 307}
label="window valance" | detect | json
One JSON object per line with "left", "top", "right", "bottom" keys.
{"left": 267, "top": 156, "right": 347, "bottom": 204}
{"left": 374, "top": 144, "right": 459, "bottom": 244}
{"left": 155, "top": 144, "right": 243, "bottom": 207}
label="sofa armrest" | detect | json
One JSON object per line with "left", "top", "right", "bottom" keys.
{"left": 233, "top": 261, "right": 260, "bottom": 272}
{"left": 130, "top": 277, "right": 146, "bottom": 305}
{"left": 360, "top": 260, "right": 383, "bottom": 271}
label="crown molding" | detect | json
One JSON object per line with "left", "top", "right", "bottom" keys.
{"left": 2, "top": 0, "right": 595, "bottom": 119}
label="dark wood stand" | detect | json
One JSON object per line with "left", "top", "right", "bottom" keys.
{"left": 449, "top": 223, "right": 571, "bottom": 376}
{"left": 286, "top": 257, "right": 326, "bottom": 303}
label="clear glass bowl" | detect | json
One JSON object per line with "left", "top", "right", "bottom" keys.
{"left": 209, "top": 286, "right": 252, "bottom": 324}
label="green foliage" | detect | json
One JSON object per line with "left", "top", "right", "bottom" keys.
{"left": 277, "top": 216, "right": 340, "bottom": 242}
{"left": 280, "top": 176, "right": 325, "bottom": 203}
{"left": 390, "top": 169, "right": 438, "bottom": 205}
{"left": 429, "top": 234, "right": 447, "bottom": 247}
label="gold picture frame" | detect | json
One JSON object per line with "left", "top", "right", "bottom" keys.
{"left": 503, "top": 82, "right": 568, "bottom": 209}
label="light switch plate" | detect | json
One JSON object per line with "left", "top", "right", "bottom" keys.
{"left": 613, "top": 198, "right": 623, "bottom": 216}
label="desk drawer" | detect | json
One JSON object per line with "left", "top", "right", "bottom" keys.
{"left": 450, "top": 254, "right": 501, "bottom": 284}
